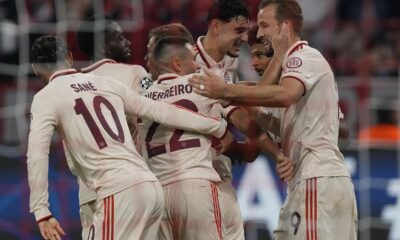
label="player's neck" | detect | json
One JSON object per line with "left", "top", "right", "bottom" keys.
{"left": 202, "top": 35, "right": 225, "bottom": 63}
{"left": 289, "top": 36, "right": 302, "bottom": 48}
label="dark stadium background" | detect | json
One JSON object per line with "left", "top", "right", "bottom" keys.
{"left": 0, "top": 0, "right": 399, "bottom": 239}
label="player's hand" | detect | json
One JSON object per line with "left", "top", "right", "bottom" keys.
{"left": 275, "top": 152, "right": 294, "bottom": 182}
{"left": 213, "top": 130, "right": 234, "bottom": 155}
{"left": 38, "top": 217, "right": 65, "bottom": 240}
{"left": 188, "top": 69, "right": 227, "bottom": 99}
{"left": 271, "top": 23, "right": 291, "bottom": 61}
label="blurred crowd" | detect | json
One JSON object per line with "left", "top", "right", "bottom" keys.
{"left": 0, "top": 0, "right": 399, "bottom": 77}
{"left": 0, "top": 0, "right": 399, "bottom": 141}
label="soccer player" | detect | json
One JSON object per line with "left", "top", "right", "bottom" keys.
{"left": 141, "top": 35, "right": 228, "bottom": 240}
{"left": 248, "top": 25, "right": 272, "bottom": 77}
{"left": 28, "top": 35, "right": 230, "bottom": 240}
{"left": 76, "top": 15, "right": 151, "bottom": 239}
{"left": 189, "top": 0, "right": 358, "bottom": 239}
{"left": 193, "top": 1, "right": 293, "bottom": 239}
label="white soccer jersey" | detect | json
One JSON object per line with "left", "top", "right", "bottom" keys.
{"left": 27, "top": 69, "right": 227, "bottom": 221}
{"left": 195, "top": 36, "right": 239, "bottom": 84}
{"left": 139, "top": 73, "right": 229, "bottom": 185}
{"left": 279, "top": 41, "right": 350, "bottom": 189}
{"left": 195, "top": 37, "right": 242, "bottom": 180}
{"left": 79, "top": 59, "right": 150, "bottom": 205}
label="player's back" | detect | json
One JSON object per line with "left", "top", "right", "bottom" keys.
{"left": 139, "top": 73, "right": 223, "bottom": 185}
{"left": 80, "top": 58, "right": 149, "bottom": 93}
{"left": 35, "top": 69, "right": 156, "bottom": 199}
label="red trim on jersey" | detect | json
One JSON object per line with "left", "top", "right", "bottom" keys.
{"left": 210, "top": 183, "right": 223, "bottom": 240}
{"left": 216, "top": 126, "right": 228, "bottom": 141}
{"left": 281, "top": 76, "right": 307, "bottom": 96}
{"left": 225, "top": 106, "right": 240, "bottom": 121}
{"left": 36, "top": 215, "right": 53, "bottom": 223}
{"left": 49, "top": 69, "right": 78, "bottom": 82}
{"left": 195, "top": 43, "right": 211, "bottom": 68}
{"left": 157, "top": 76, "right": 178, "bottom": 84}
{"left": 287, "top": 42, "right": 308, "bottom": 57}
{"left": 81, "top": 59, "right": 117, "bottom": 73}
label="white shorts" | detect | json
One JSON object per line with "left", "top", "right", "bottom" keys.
{"left": 88, "top": 181, "right": 164, "bottom": 240}
{"left": 159, "top": 179, "right": 225, "bottom": 240}
{"left": 80, "top": 200, "right": 96, "bottom": 240}
{"left": 274, "top": 176, "right": 358, "bottom": 240}
{"left": 218, "top": 180, "right": 244, "bottom": 240}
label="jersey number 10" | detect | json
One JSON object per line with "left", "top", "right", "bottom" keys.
{"left": 74, "top": 96, "right": 125, "bottom": 149}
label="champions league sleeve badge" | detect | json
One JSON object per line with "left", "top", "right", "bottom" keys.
{"left": 140, "top": 75, "right": 153, "bottom": 90}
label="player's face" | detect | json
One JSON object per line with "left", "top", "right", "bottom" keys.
{"left": 217, "top": 16, "right": 249, "bottom": 58}
{"left": 251, "top": 43, "right": 271, "bottom": 76}
{"left": 105, "top": 22, "right": 132, "bottom": 63}
{"left": 257, "top": 5, "right": 280, "bottom": 57}
{"left": 180, "top": 44, "right": 200, "bottom": 75}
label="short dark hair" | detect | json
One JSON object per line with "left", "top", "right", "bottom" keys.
{"left": 148, "top": 23, "right": 194, "bottom": 45}
{"left": 207, "top": 0, "right": 250, "bottom": 23}
{"left": 152, "top": 36, "right": 192, "bottom": 62}
{"left": 259, "top": 0, "right": 303, "bottom": 35}
{"left": 76, "top": 15, "right": 114, "bottom": 57}
{"left": 31, "top": 35, "right": 69, "bottom": 69}
{"left": 248, "top": 26, "right": 262, "bottom": 46}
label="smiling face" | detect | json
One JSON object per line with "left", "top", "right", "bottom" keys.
{"left": 257, "top": 4, "right": 280, "bottom": 57}
{"left": 104, "top": 21, "right": 132, "bottom": 63}
{"left": 216, "top": 16, "right": 249, "bottom": 58}
{"left": 251, "top": 43, "right": 271, "bottom": 75}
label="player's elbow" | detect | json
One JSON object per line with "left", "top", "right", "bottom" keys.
{"left": 277, "top": 93, "right": 295, "bottom": 107}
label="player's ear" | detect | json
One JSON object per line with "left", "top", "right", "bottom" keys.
{"left": 171, "top": 57, "right": 182, "bottom": 74}
{"left": 210, "top": 19, "right": 219, "bottom": 34}
{"left": 31, "top": 64, "right": 39, "bottom": 76}
{"left": 67, "top": 51, "right": 74, "bottom": 66}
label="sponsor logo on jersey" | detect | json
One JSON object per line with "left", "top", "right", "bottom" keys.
{"left": 286, "top": 57, "right": 302, "bottom": 69}
{"left": 224, "top": 71, "right": 230, "bottom": 83}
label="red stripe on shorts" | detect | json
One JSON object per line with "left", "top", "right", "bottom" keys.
{"left": 210, "top": 183, "right": 223, "bottom": 240}
{"left": 306, "top": 178, "right": 318, "bottom": 240}
{"left": 306, "top": 179, "right": 310, "bottom": 240}
{"left": 314, "top": 178, "right": 318, "bottom": 240}
{"left": 111, "top": 195, "right": 115, "bottom": 240}
{"left": 102, "top": 197, "right": 107, "bottom": 240}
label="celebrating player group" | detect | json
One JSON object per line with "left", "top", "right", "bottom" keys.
{"left": 26, "top": 0, "right": 357, "bottom": 239}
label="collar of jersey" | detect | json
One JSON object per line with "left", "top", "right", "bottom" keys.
{"left": 157, "top": 73, "right": 180, "bottom": 84}
{"left": 49, "top": 68, "right": 78, "bottom": 82}
{"left": 195, "top": 36, "right": 228, "bottom": 69}
{"left": 285, "top": 40, "right": 308, "bottom": 58}
{"left": 80, "top": 58, "right": 117, "bottom": 73}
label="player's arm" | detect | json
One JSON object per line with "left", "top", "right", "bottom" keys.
{"left": 189, "top": 68, "right": 304, "bottom": 107}
{"left": 225, "top": 106, "right": 293, "bottom": 181}
{"left": 246, "top": 107, "right": 280, "bottom": 136}
{"left": 122, "top": 89, "right": 229, "bottom": 140}
{"left": 27, "top": 95, "right": 65, "bottom": 239}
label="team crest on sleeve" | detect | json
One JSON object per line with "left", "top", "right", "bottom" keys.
{"left": 140, "top": 75, "right": 153, "bottom": 90}
{"left": 286, "top": 57, "right": 302, "bottom": 69}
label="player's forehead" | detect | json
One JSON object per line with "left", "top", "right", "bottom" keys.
{"left": 257, "top": 6, "right": 276, "bottom": 24}
{"left": 251, "top": 43, "right": 266, "bottom": 53}
{"left": 224, "top": 15, "right": 249, "bottom": 29}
